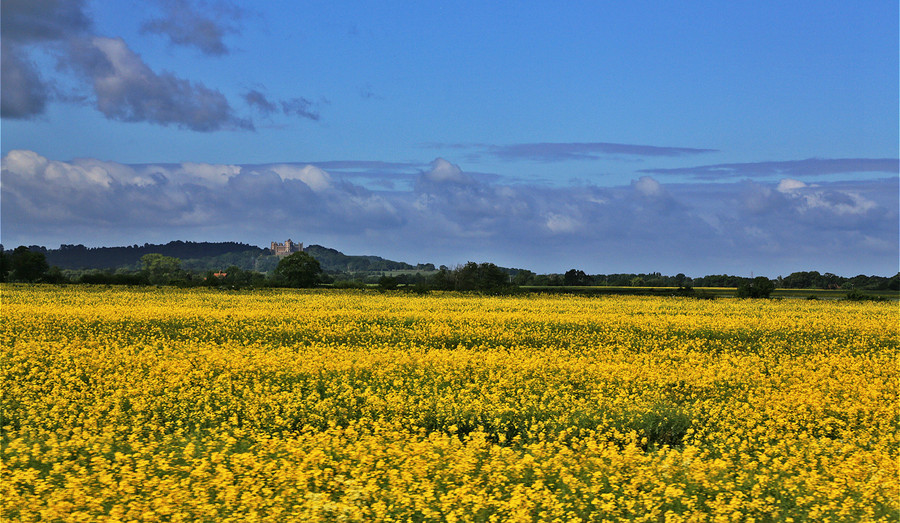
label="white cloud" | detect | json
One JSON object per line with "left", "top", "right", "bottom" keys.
{"left": 2, "top": 150, "right": 897, "bottom": 276}
{"left": 799, "top": 191, "right": 877, "bottom": 216}
{"left": 776, "top": 178, "right": 807, "bottom": 192}
{"left": 269, "top": 164, "right": 332, "bottom": 191}
{"left": 421, "top": 158, "right": 471, "bottom": 184}
{"left": 545, "top": 213, "right": 580, "bottom": 234}
{"left": 176, "top": 162, "right": 242, "bottom": 186}
{"left": 632, "top": 175, "right": 662, "bottom": 197}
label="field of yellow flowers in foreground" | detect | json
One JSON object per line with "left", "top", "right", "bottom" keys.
{"left": 1, "top": 285, "right": 898, "bottom": 522}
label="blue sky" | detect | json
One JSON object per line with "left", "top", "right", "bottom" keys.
{"left": 2, "top": 0, "right": 898, "bottom": 276}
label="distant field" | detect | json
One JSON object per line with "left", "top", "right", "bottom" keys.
{"left": 2, "top": 286, "right": 897, "bottom": 521}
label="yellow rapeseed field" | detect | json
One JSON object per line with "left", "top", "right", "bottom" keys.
{"left": 1, "top": 284, "right": 897, "bottom": 522}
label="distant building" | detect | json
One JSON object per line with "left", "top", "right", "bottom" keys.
{"left": 270, "top": 239, "right": 303, "bottom": 256}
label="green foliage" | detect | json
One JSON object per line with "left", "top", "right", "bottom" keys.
{"left": 140, "top": 253, "right": 183, "bottom": 285}
{"left": 274, "top": 252, "right": 322, "bottom": 288}
{"left": 453, "top": 262, "right": 513, "bottom": 293}
{"left": 47, "top": 241, "right": 263, "bottom": 270}
{"left": 378, "top": 275, "right": 399, "bottom": 291}
{"left": 844, "top": 289, "right": 888, "bottom": 302}
{"left": 78, "top": 271, "right": 150, "bottom": 285}
{"left": 627, "top": 403, "right": 693, "bottom": 449}
{"left": 564, "top": 269, "right": 591, "bottom": 286}
{"left": 0, "top": 247, "right": 8, "bottom": 282}
{"left": 512, "top": 269, "right": 536, "bottom": 286}
{"left": 736, "top": 276, "right": 775, "bottom": 298}
{"left": 333, "top": 280, "right": 366, "bottom": 289}
{"left": 8, "top": 246, "right": 50, "bottom": 282}
{"left": 304, "top": 244, "right": 415, "bottom": 272}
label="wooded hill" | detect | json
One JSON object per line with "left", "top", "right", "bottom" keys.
{"left": 35, "top": 241, "right": 263, "bottom": 270}
{"left": 16, "top": 241, "right": 428, "bottom": 274}
{"left": 304, "top": 245, "right": 435, "bottom": 273}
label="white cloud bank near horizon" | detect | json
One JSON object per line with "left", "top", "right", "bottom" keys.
{"left": 1, "top": 150, "right": 897, "bottom": 277}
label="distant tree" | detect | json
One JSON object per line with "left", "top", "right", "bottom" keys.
{"left": 453, "top": 262, "right": 511, "bottom": 292}
{"left": 564, "top": 269, "right": 590, "bottom": 286}
{"left": 221, "top": 265, "right": 258, "bottom": 287}
{"left": 736, "top": 276, "right": 775, "bottom": 298}
{"left": 630, "top": 276, "right": 645, "bottom": 287}
{"left": 472, "top": 262, "right": 511, "bottom": 292}
{"left": 0, "top": 246, "right": 9, "bottom": 282}
{"left": 141, "top": 253, "right": 182, "bottom": 285}
{"left": 378, "top": 275, "right": 399, "bottom": 291}
{"left": 454, "top": 262, "right": 480, "bottom": 291}
{"left": 782, "top": 271, "right": 821, "bottom": 289}
{"left": 9, "top": 246, "right": 50, "bottom": 282}
{"left": 43, "top": 266, "right": 68, "bottom": 284}
{"left": 274, "top": 252, "right": 322, "bottom": 288}
{"left": 430, "top": 267, "right": 455, "bottom": 291}
{"left": 512, "top": 269, "right": 536, "bottom": 286}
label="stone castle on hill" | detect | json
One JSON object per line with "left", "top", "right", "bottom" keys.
{"left": 270, "top": 239, "right": 303, "bottom": 256}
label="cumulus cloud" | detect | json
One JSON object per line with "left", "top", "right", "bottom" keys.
{"left": 632, "top": 176, "right": 663, "bottom": 197}
{"left": 268, "top": 164, "right": 332, "bottom": 191}
{"left": 141, "top": 0, "right": 243, "bottom": 56}
{"left": 641, "top": 158, "right": 899, "bottom": 180}
{"left": 419, "top": 158, "right": 474, "bottom": 185}
{"left": 776, "top": 178, "right": 807, "bottom": 192}
{"left": 2, "top": 151, "right": 897, "bottom": 276}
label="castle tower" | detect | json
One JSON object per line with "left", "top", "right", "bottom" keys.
{"left": 270, "top": 239, "right": 303, "bottom": 256}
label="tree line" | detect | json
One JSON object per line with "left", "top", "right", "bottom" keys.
{"left": 2, "top": 245, "right": 897, "bottom": 297}
{"left": 40, "top": 241, "right": 265, "bottom": 270}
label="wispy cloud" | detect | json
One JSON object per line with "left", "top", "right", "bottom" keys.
{"left": 67, "top": 37, "right": 252, "bottom": 131}
{"left": 3, "top": 150, "right": 896, "bottom": 275}
{"left": 141, "top": 0, "right": 245, "bottom": 56}
{"left": 280, "top": 98, "right": 320, "bottom": 121}
{"left": 424, "top": 142, "right": 717, "bottom": 162}
{"left": 242, "top": 89, "right": 278, "bottom": 116}
{"left": 243, "top": 90, "right": 323, "bottom": 121}
{"left": 640, "top": 158, "right": 900, "bottom": 180}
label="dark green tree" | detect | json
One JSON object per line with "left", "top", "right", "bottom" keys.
{"left": 141, "top": 253, "right": 182, "bottom": 285}
{"left": 736, "top": 276, "right": 775, "bottom": 298}
{"left": 274, "top": 252, "right": 322, "bottom": 288}
{"left": 512, "top": 269, "right": 536, "bottom": 286}
{"left": 9, "top": 246, "right": 50, "bottom": 282}
{"left": 430, "top": 267, "right": 455, "bottom": 291}
{"left": 378, "top": 275, "right": 399, "bottom": 291}
{"left": 564, "top": 269, "right": 590, "bottom": 286}
{"left": 454, "top": 262, "right": 511, "bottom": 292}
{"left": 0, "top": 246, "right": 9, "bottom": 282}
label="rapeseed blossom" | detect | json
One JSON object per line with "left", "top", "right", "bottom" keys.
{"left": 1, "top": 285, "right": 897, "bottom": 521}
